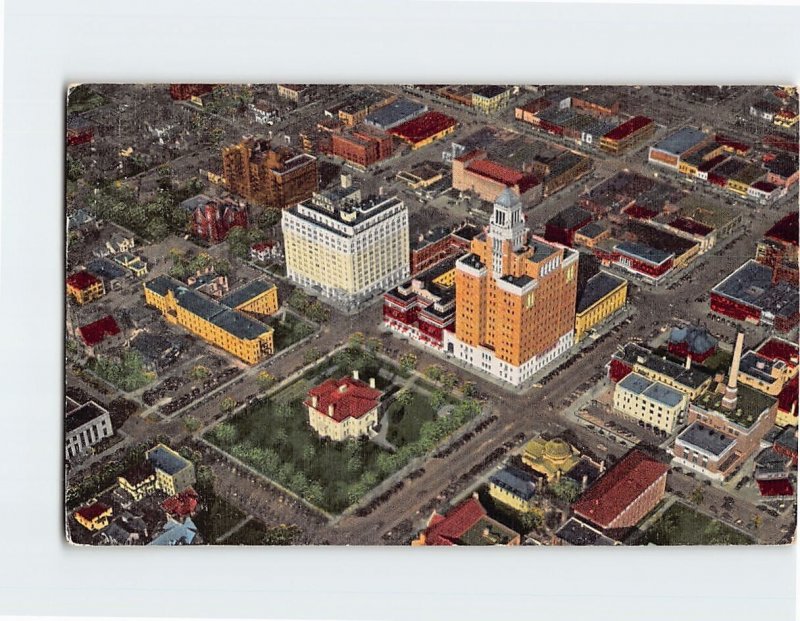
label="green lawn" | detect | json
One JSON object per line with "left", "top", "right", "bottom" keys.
{"left": 642, "top": 502, "right": 753, "bottom": 546}
{"left": 268, "top": 313, "right": 316, "bottom": 352}
{"left": 207, "top": 347, "right": 481, "bottom": 513}
{"left": 193, "top": 495, "right": 248, "bottom": 544}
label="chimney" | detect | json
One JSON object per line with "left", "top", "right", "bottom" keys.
{"left": 581, "top": 474, "right": 589, "bottom": 491}
{"left": 599, "top": 460, "right": 606, "bottom": 474}
{"left": 328, "top": 404, "right": 335, "bottom": 417}
{"left": 352, "top": 369, "right": 359, "bottom": 381}
{"left": 685, "top": 354, "right": 692, "bottom": 370}
{"left": 722, "top": 331, "right": 745, "bottom": 410}
{"left": 312, "top": 395, "right": 318, "bottom": 408}
{"left": 472, "top": 491, "right": 479, "bottom": 500}
{"left": 369, "top": 377, "right": 376, "bottom": 389}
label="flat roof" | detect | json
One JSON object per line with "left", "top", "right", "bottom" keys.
{"left": 65, "top": 401, "right": 108, "bottom": 433}
{"left": 547, "top": 205, "right": 592, "bottom": 231}
{"left": 556, "top": 517, "right": 617, "bottom": 546}
{"left": 617, "top": 343, "right": 711, "bottom": 390}
{"left": 365, "top": 98, "right": 427, "bottom": 129}
{"left": 472, "top": 85, "right": 509, "bottom": 99}
{"left": 602, "top": 116, "right": 653, "bottom": 142}
{"left": 712, "top": 260, "right": 799, "bottom": 319}
{"left": 615, "top": 241, "right": 673, "bottom": 266}
{"left": 218, "top": 280, "right": 275, "bottom": 309}
{"left": 576, "top": 271, "right": 626, "bottom": 314}
{"left": 677, "top": 422, "right": 735, "bottom": 456}
{"left": 693, "top": 383, "right": 776, "bottom": 430}
{"left": 576, "top": 221, "right": 607, "bottom": 239}
{"left": 618, "top": 372, "right": 684, "bottom": 408}
{"left": 764, "top": 212, "right": 798, "bottom": 246}
{"left": 652, "top": 127, "right": 708, "bottom": 156}
{"left": 147, "top": 445, "right": 191, "bottom": 475}
{"left": 389, "top": 111, "right": 457, "bottom": 144}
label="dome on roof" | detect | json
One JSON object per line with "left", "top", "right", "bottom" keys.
{"left": 544, "top": 439, "right": 572, "bottom": 462}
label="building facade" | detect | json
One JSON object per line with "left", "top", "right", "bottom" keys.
{"left": 445, "top": 189, "right": 578, "bottom": 386}
{"left": 574, "top": 272, "right": 628, "bottom": 342}
{"left": 304, "top": 371, "right": 382, "bottom": 441}
{"left": 283, "top": 193, "right": 409, "bottom": 308}
{"left": 67, "top": 270, "right": 105, "bottom": 305}
{"left": 65, "top": 399, "right": 114, "bottom": 460}
{"left": 222, "top": 138, "right": 318, "bottom": 209}
{"left": 613, "top": 372, "right": 688, "bottom": 433}
{"left": 330, "top": 128, "right": 394, "bottom": 169}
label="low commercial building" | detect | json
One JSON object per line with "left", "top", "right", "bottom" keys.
{"left": 412, "top": 496, "right": 520, "bottom": 546}
{"left": 276, "top": 84, "right": 307, "bottom": 104}
{"left": 330, "top": 127, "right": 394, "bottom": 170}
{"left": 764, "top": 153, "right": 799, "bottom": 189}
{"left": 673, "top": 334, "right": 778, "bottom": 480}
{"left": 120, "top": 444, "right": 197, "bottom": 500}
{"left": 470, "top": 85, "right": 512, "bottom": 114}
{"left": 67, "top": 270, "right": 105, "bottom": 305}
{"left": 304, "top": 371, "right": 383, "bottom": 442}
{"left": 364, "top": 98, "right": 427, "bottom": 130}
{"left": 613, "top": 241, "right": 674, "bottom": 282}
{"left": 130, "top": 332, "right": 182, "bottom": 373}
{"left": 488, "top": 465, "right": 539, "bottom": 513}
{"left": 648, "top": 127, "right": 711, "bottom": 170}
{"left": 710, "top": 260, "right": 799, "bottom": 333}
{"left": 572, "top": 449, "right": 668, "bottom": 532}
{"left": 613, "top": 372, "right": 687, "bottom": 433}
{"left": 389, "top": 111, "right": 457, "bottom": 149}
{"left": 74, "top": 503, "right": 112, "bottom": 531}
{"left": 574, "top": 222, "right": 610, "bottom": 248}
{"left": 283, "top": 193, "right": 409, "bottom": 308}
{"left": 599, "top": 116, "right": 655, "bottom": 154}
{"left": 545, "top": 206, "right": 593, "bottom": 247}
{"left": 452, "top": 149, "right": 542, "bottom": 204}
{"left": 65, "top": 400, "right": 114, "bottom": 460}
{"left": 574, "top": 271, "right": 628, "bottom": 342}
{"left": 144, "top": 276, "right": 276, "bottom": 364}
{"left": 555, "top": 517, "right": 619, "bottom": 546}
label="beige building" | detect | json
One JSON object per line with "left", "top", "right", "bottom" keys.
{"left": 304, "top": 371, "right": 383, "bottom": 441}
{"left": 282, "top": 193, "right": 409, "bottom": 308}
{"left": 613, "top": 372, "right": 688, "bottom": 433}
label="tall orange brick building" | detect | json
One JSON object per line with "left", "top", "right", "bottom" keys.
{"left": 222, "top": 138, "right": 318, "bottom": 209}
{"left": 444, "top": 189, "right": 579, "bottom": 386}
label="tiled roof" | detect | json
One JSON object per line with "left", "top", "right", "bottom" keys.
{"left": 603, "top": 116, "right": 652, "bottom": 142}
{"left": 572, "top": 450, "right": 668, "bottom": 529}
{"left": 422, "top": 497, "right": 487, "bottom": 545}
{"left": 75, "top": 502, "right": 111, "bottom": 522}
{"left": 757, "top": 478, "right": 794, "bottom": 497}
{"left": 389, "top": 111, "right": 457, "bottom": 143}
{"left": 162, "top": 487, "right": 199, "bottom": 518}
{"left": 305, "top": 376, "right": 383, "bottom": 422}
{"left": 67, "top": 270, "right": 101, "bottom": 290}
{"left": 764, "top": 212, "right": 798, "bottom": 246}
{"left": 78, "top": 315, "right": 121, "bottom": 347}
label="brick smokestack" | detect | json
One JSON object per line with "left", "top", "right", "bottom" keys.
{"left": 722, "top": 331, "right": 745, "bottom": 410}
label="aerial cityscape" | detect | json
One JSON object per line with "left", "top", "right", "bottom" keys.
{"left": 64, "top": 83, "right": 798, "bottom": 546}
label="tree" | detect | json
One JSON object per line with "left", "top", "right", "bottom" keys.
{"left": 213, "top": 422, "right": 237, "bottom": 445}
{"left": 306, "top": 302, "right": 330, "bottom": 323}
{"left": 550, "top": 478, "right": 581, "bottom": 504}
{"left": 288, "top": 289, "right": 310, "bottom": 312}
{"left": 302, "top": 444, "right": 316, "bottom": 464}
{"left": 366, "top": 337, "right": 382, "bottom": 354}
{"left": 258, "top": 208, "right": 281, "bottom": 230}
{"left": 752, "top": 514, "right": 762, "bottom": 530}
{"left": 349, "top": 332, "right": 366, "bottom": 348}
{"left": 395, "top": 389, "right": 413, "bottom": 408}
{"left": 399, "top": 353, "right": 417, "bottom": 373}
{"left": 220, "top": 396, "right": 237, "bottom": 414}
{"left": 429, "top": 389, "right": 447, "bottom": 411}
{"left": 462, "top": 381, "right": 478, "bottom": 397}
{"left": 196, "top": 465, "right": 215, "bottom": 495}
{"left": 440, "top": 371, "right": 459, "bottom": 392}
{"left": 191, "top": 365, "right": 210, "bottom": 381}
{"left": 690, "top": 486, "right": 704, "bottom": 506}
{"left": 519, "top": 508, "right": 544, "bottom": 532}
{"left": 263, "top": 524, "right": 300, "bottom": 546}
{"left": 304, "top": 347, "right": 321, "bottom": 366}
{"left": 424, "top": 365, "right": 443, "bottom": 382}
{"left": 273, "top": 427, "right": 288, "bottom": 446}
{"left": 257, "top": 370, "right": 276, "bottom": 390}
{"left": 183, "top": 415, "right": 200, "bottom": 432}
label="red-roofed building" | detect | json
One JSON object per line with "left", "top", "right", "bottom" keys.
{"left": 304, "top": 371, "right": 383, "bottom": 441}
{"left": 714, "top": 134, "right": 751, "bottom": 156}
{"left": 169, "top": 84, "right": 214, "bottom": 101}
{"left": 162, "top": 487, "right": 200, "bottom": 519}
{"left": 74, "top": 502, "right": 112, "bottom": 531}
{"left": 331, "top": 127, "right": 394, "bottom": 169}
{"left": 389, "top": 111, "right": 457, "bottom": 149}
{"left": 411, "top": 496, "right": 521, "bottom": 546}
{"left": 599, "top": 116, "right": 655, "bottom": 154}
{"left": 572, "top": 449, "right": 668, "bottom": 532}
{"left": 67, "top": 270, "right": 105, "bottom": 305}
{"left": 452, "top": 149, "right": 542, "bottom": 204}
{"left": 76, "top": 315, "right": 124, "bottom": 355}
{"left": 757, "top": 478, "right": 794, "bottom": 498}
{"left": 250, "top": 240, "right": 281, "bottom": 262}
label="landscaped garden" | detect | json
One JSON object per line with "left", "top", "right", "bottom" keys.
{"left": 641, "top": 501, "right": 753, "bottom": 546}
{"left": 267, "top": 312, "right": 317, "bottom": 353}
{"left": 206, "top": 345, "right": 482, "bottom": 513}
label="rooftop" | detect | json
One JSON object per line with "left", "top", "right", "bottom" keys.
{"left": 617, "top": 343, "right": 711, "bottom": 390}
{"left": 576, "top": 221, "right": 607, "bottom": 239}
{"left": 472, "top": 85, "right": 510, "bottom": 99}
{"left": 547, "top": 205, "right": 592, "bottom": 231}
{"left": 652, "top": 127, "right": 708, "bottom": 156}
{"left": 364, "top": 98, "right": 427, "bottom": 129}
{"left": 692, "top": 382, "right": 776, "bottom": 430}
{"left": 389, "top": 111, "right": 457, "bottom": 144}
{"left": 738, "top": 351, "right": 782, "bottom": 386}
{"left": 712, "top": 259, "right": 799, "bottom": 319}
{"left": 421, "top": 497, "right": 517, "bottom": 546}
{"left": 602, "top": 116, "right": 653, "bottom": 142}
{"left": 556, "top": 517, "right": 618, "bottom": 546}
{"left": 576, "top": 271, "right": 626, "bottom": 314}
{"left": 617, "top": 372, "right": 685, "bottom": 408}
{"left": 75, "top": 502, "right": 111, "bottom": 522}
{"left": 677, "top": 422, "right": 735, "bottom": 456}
{"left": 764, "top": 153, "right": 799, "bottom": 180}
{"left": 668, "top": 324, "right": 718, "bottom": 356}
{"left": 218, "top": 280, "right": 275, "bottom": 310}
{"left": 67, "top": 270, "right": 101, "bottom": 291}
{"left": 305, "top": 376, "right": 383, "bottom": 423}
{"left": 615, "top": 241, "right": 673, "bottom": 266}
{"left": 572, "top": 450, "right": 669, "bottom": 530}
{"left": 148, "top": 517, "right": 198, "bottom": 546}
{"left": 756, "top": 337, "right": 799, "bottom": 367}
{"left": 65, "top": 401, "right": 109, "bottom": 433}
{"left": 77, "top": 315, "right": 121, "bottom": 347}
{"left": 764, "top": 212, "right": 798, "bottom": 246}
{"left": 147, "top": 444, "right": 192, "bottom": 476}
{"left": 489, "top": 465, "right": 538, "bottom": 501}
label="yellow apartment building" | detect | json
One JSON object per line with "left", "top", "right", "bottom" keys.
{"left": 574, "top": 272, "right": 628, "bottom": 342}
{"left": 283, "top": 193, "right": 409, "bottom": 307}
{"left": 613, "top": 372, "right": 688, "bottom": 433}
{"left": 67, "top": 270, "right": 105, "bottom": 305}
{"left": 488, "top": 465, "right": 539, "bottom": 513}
{"left": 471, "top": 86, "right": 512, "bottom": 115}
{"left": 144, "top": 275, "right": 275, "bottom": 364}
{"left": 74, "top": 502, "right": 112, "bottom": 531}
{"left": 119, "top": 444, "right": 196, "bottom": 500}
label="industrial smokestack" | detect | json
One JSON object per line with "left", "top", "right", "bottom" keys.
{"left": 722, "top": 331, "right": 745, "bottom": 410}
{"left": 685, "top": 354, "right": 692, "bottom": 370}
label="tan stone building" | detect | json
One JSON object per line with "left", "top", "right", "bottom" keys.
{"left": 304, "top": 371, "right": 383, "bottom": 441}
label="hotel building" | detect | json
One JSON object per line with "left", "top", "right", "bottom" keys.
{"left": 283, "top": 192, "right": 409, "bottom": 308}
{"left": 444, "top": 189, "right": 578, "bottom": 386}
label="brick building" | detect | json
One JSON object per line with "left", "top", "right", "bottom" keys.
{"left": 222, "top": 138, "right": 318, "bottom": 209}
{"left": 180, "top": 194, "right": 248, "bottom": 243}
{"left": 545, "top": 206, "right": 593, "bottom": 247}
{"left": 452, "top": 149, "right": 542, "bottom": 205}
{"left": 409, "top": 222, "right": 479, "bottom": 276}
{"left": 330, "top": 127, "right": 394, "bottom": 169}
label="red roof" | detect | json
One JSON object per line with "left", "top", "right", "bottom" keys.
{"left": 162, "top": 487, "right": 200, "bottom": 518}
{"left": 750, "top": 180, "right": 778, "bottom": 193}
{"left": 466, "top": 158, "right": 524, "bottom": 186}
{"left": 389, "top": 111, "right": 456, "bottom": 144}
{"left": 764, "top": 212, "right": 798, "bottom": 246}
{"left": 421, "top": 497, "right": 486, "bottom": 545}
{"left": 757, "top": 478, "right": 794, "bottom": 497}
{"left": 251, "top": 241, "right": 276, "bottom": 252}
{"left": 602, "top": 116, "right": 653, "bottom": 142}
{"left": 714, "top": 134, "right": 751, "bottom": 154}
{"left": 777, "top": 375, "right": 798, "bottom": 414}
{"left": 697, "top": 153, "right": 729, "bottom": 173}
{"left": 75, "top": 502, "right": 111, "bottom": 521}
{"left": 668, "top": 217, "right": 714, "bottom": 237}
{"left": 756, "top": 338, "right": 799, "bottom": 367}
{"left": 304, "top": 376, "right": 382, "bottom": 422}
{"left": 78, "top": 315, "right": 121, "bottom": 347}
{"left": 67, "top": 270, "right": 101, "bottom": 291}
{"left": 572, "top": 450, "right": 668, "bottom": 529}
{"left": 623, "top": 205, "right": 658, "bottom": 220}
